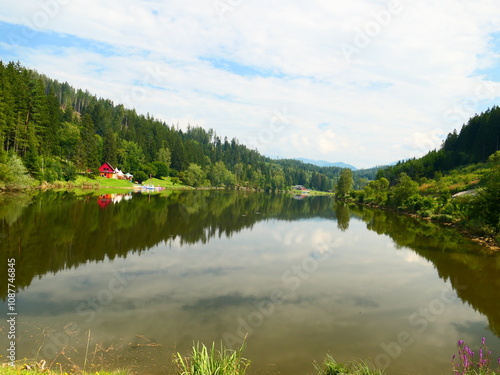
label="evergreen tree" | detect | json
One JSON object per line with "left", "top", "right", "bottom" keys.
{"left": 157, "top": 147, "right": 171, "bottom": 168}
{"left": 80, "top": 114, "right": 100, "bottom": 171}
{"left": 103, "top": 130, "right": 118, "bottom": 166}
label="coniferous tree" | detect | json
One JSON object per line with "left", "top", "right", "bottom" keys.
{"left": 103, "top": 130, "right": 118, "bottom": 166}
{"left": 80, "top": 114, "right": 100, "bottom": 171}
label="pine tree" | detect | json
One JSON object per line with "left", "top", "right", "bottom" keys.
{"left": 80, "top": 114, "right": 100, "bottom": 171}
{"left": 103, "top": 130, "right": 118, "bottom": 166}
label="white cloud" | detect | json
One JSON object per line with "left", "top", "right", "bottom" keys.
{"left": 1, "top": 0, "right": 500, "bottom": 167}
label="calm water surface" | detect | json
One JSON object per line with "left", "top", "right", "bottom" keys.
{"left": 1, "top": 190, "right": 499, "bottom": 375}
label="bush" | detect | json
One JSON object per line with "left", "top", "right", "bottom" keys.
{"left": 441, "top": 203, "right": 456, "bottom": 215}
{"left": 134, "top": 171, "right": 148, "bottom": 184}
{"left": 352, "top": 190, "right": 365, "bottom": 203}
{"left": 418, "top": 210, "right": 433, "bottom": 218}
{"left": 152, "top": 161, "right": 169, "bottom": 178}
{"left": 43, "top": 169, "right": 59, "bottom": 183}
{"left": 403, "top": 194, "right": 435, "bottom": 212}
{"left": 391, "top": 173, "right": 419, "bottom": 207}
{"left": 431, "top": 214, "right": 454, "bottom": 223}
{"left": 63, "top": 164, "right": 77, "bottom": 181}
{"left": 0, "top": 154, "right": 35, "bottom": 191}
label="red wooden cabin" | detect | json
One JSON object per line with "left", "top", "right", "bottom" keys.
{"left": 99, "top": 162, "right": 115, "bottom": 178}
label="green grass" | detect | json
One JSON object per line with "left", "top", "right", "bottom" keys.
{"left": 0, "top": 367, "right": 129, "bottom": 375}
{"left": 141, "top": 177, "right": 188, "bottom": 188}
{"left": 74, "top": 176, "right": 135, "bottom": 188}
{"left": 50, "top": 176, "right": 188, "bottom": 190}
{"left": 175, "top": 342, "right": 250, "bottom": 375}
{"left": 315, "top": 355, "right": 385, "bottom": 375}
{"left": 290, "top": 189, "right": 334, "bottom": 196}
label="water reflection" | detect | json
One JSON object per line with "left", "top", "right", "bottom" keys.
{"left": 97, "top": 193, "right": 133, "bottom": 208}
{"left": 0, "top": 191, "right": 499, "bottom": 375}
{"left": 0, "top": 191, "right": 342, "bottom": 299}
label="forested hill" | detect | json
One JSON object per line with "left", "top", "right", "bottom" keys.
{"left": 0, "top": 61, "right": 345, "bottom": 191}
{"left": 379, "top": 106, "right": 500, "bottom": 181}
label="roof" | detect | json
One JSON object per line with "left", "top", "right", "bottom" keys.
{"left": 99, "top": 162, "right": 115, "bottom": 173}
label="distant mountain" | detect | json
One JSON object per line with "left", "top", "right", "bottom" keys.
{"left": 296, "top": 158, "right": 357, "bottom": 170}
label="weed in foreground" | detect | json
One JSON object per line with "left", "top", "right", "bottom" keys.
{"left": 315, "top": 355, "right": 385, "bottom": 375}
{"left": 452, "top": 338, "right": 500, "bottom": 374}
{"left": 175, "top": 341, "right": 250, "bottom": 375}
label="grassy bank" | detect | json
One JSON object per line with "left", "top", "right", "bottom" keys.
{"left": 3, "top": 338, "right": 500, "bottom": 375}
{"left": 37, "top": 176, "right": 189, "bottom": 190}
{"left": 290, "top": 189, "right": 335, "bottom": 196}
{"left": 0, "top": 369, "right": 128, "bottom": 375}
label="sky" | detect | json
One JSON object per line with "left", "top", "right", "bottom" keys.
{"left": 1, "top": 0, "right": 500, "bottom": 168}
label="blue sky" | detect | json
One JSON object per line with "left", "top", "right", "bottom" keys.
{"left": 1, "top": 0, "right": 500, "bottom": 168}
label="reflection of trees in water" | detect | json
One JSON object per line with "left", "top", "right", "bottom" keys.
{"left": 349, "top": 204, "right": 500, "bottom": 338}
{"left": 2, "top": 192, "right": 499, "bottom": 339}
{"left": 0, "top": 191, "right": 338, "bottom": 298}
{"left": 334, "top": 202, "right": 350, "bottom": 231}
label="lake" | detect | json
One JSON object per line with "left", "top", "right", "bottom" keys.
{"left": 1, "top": 190, "right": 500, "bottom": 375}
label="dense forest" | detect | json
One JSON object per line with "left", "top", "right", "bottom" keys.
{"left": 0, "top": 60, "right": 351, "bottom": 191}
{"left": 378, "top": 106, "right": 500, "bottom": 182}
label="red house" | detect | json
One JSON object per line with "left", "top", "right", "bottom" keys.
{"left": 99, "top": 162, "right": 116, "bottom": 178}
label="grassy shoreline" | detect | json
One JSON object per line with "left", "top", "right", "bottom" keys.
{"left": 36, "top": 176, "right": 191, "bottom": 190}
{"left": 3, "top": 338, "right": 499, "bottom": 375}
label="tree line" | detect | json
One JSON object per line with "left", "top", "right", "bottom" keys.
{"left": 0, "top": 61, "right": 346, "bottom": 191}
{"left": 378, "top": 106, "right": 500, "bottom": 183}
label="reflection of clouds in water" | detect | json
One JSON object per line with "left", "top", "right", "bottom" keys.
{"left": 10, "top": 214, "right": 500, "bottom": 375}
{"left": 396, "top": 249, "right": 432, "bottom": 266}
{"left": 310, "top": 228, "right": 333, "bottom": 248}
{"left": 350, "top": 295, "right": 380, "bottom": 309}
{"left": 182, "top": 293, "right": 261, "bottom": 311}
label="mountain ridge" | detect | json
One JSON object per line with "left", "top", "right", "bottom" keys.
{"left": 295, "top": 158, "right": 357, "bottom": 170}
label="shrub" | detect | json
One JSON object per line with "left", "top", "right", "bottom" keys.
{"left": 134, "top": 171, "right": 148, "bottom": 184}
{"left": 418, "top": 210, "right": 433, "bottom": 218}
{"left": 352, "top": 190, "right": 365, "bottom": 203}
{"left": 403, "top": 194, "right": 435, "bottom": 212}
{"left": 63, "top": 162, "right": 77, "bottom": 181}
{"left": 0, "top": 154, "right": 35, "bottom": 191}
{"left": 43, "top": 169, "right": 59, "bottom": 183}
{"left": 432, "top": 214, "right": 454, "bottom": 223}
{"left": 391, "top": 173, "right": 419, "bottom": 207}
